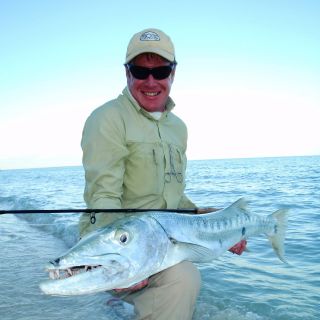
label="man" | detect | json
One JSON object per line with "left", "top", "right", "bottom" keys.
{"left": 80, "top": 28, "right": 246, "bottom": 320}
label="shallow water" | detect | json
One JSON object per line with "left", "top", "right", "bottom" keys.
{"left": 1, "top": 156, "right": 319, "bottom": 319}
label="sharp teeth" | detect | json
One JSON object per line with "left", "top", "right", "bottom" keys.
{"left": 48, "top": 266, "right": 98, "bottom": 280}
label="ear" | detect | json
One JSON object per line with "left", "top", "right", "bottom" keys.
{"left": 170, "top": 67, "right": 176, "bottom": 82}
{"left": 125, "top": 66, "right": 134, "bottom": 87}
{"left": 125, "top": 65, "right": 131, "bottom": 78}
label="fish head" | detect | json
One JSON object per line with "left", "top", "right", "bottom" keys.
{"left": 39, "top": 215, "right": 170, "bottom": 295}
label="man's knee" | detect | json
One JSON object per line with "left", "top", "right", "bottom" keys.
{"left": 153, "top": 261, "right": 201, "bottom": 295}
{"left": 127, "top": 262, "right": 201, "bottom": 320}
{"left": 174, "top": 261, "right": 201, "bottom": 295}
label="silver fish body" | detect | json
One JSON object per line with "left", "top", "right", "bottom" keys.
{"left": 39, "top": 198, "right": 288, "bottom": 296}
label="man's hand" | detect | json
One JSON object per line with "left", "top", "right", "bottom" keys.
{"left": 228, "top": 239, "right": 247, "bottom": 255}
{"left": 114, "top": 278, "right": 149, "bottom": 293}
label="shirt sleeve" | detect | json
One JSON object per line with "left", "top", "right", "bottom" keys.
{"left": 177, "top": 193, "right": 197, "bottom": 209}
{"left": 81, "top": 106, "right": 129, "bottom": 209}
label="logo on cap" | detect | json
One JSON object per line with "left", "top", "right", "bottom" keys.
{"left": 140, "top": 31, "right": 160, "bottom": 41}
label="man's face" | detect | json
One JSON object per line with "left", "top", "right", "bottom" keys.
{"left": 126, "top": 54, "right": 175, "bottom": 112}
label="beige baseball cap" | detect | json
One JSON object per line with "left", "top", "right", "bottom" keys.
{"left": 125, "top": 28, "right": 176, "bottom": 63}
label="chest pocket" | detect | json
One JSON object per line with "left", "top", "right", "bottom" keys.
{"left": 164, "top": 144, "right": 185, "bottom": 184}
{"left": 124, "top": 142, "right": 165, "bottom": 197}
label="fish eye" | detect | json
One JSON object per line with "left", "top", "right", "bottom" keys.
{"left": 120, "top": 233, "right": 128, "bottom": 243}
{"left": 115, "top": 230, "right": 130, "bottom": 245}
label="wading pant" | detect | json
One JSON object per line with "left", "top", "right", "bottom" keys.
{"left": 120, "top": 261, "right": 201, "bottom": 320}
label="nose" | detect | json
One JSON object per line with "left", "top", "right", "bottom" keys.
{"left": 145, "top": 74, "right": 157, "bottom": 84}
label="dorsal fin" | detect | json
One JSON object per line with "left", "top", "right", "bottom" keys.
{"left": 229, "top": 197, "right": 248, "bottom": 211}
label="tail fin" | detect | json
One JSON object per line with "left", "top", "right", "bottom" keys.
{"left": 268, "top": 209, "right": 289, "bottom": 263}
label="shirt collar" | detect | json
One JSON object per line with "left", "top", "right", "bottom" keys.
{"left": 123, "top": 87, "right": 175, "bottom": 116}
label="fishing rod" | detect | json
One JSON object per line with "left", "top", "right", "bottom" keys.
{"left": 0, "top": 208, "right": 198, "bottom": 215}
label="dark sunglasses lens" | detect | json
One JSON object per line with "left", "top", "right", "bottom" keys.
{"left": 129, "top": 66, "right": 150, "bottom": 79}
{"left": 153, "top": 66, "right": 172, "bottom": 80}
{"left": 129, "top": 65, "right": 173, "bottom": 80}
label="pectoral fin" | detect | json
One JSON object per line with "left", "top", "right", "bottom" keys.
{"left": 170, "top": 238, "right": 216, "bottom": 263}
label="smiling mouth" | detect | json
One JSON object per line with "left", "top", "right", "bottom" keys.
{"left": 142, "top": 91, "right": 160, "bottom": 97}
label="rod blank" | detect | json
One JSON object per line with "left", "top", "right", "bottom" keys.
{"left": 0, "top": 208, "right": 197, "bottom": 215}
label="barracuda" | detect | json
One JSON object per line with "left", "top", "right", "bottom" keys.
{"left": 39, "top": 198, "right": 288, "bottom": 296}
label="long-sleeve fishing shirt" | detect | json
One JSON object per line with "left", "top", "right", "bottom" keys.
{"left": 79, "top": 87, "right": 196, "bottom": 236}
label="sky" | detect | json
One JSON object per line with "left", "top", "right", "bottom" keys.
{"left": 0, "top": 0, "right": 319, "bottom": 169}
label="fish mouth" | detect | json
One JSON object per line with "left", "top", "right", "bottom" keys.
{"left": 40, "top": 265, "right": 123, "bottom": 295}
{"left": 40, "top": 259, "right": 131, "bottom": 295}
{"left": 44, "top": 253, "right": 130, "bottom": 282}
{"left": 47, "top": 264, "right": 102, "bottom": 280}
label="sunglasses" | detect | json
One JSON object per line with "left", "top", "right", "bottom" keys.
{"left": 126, "top": 63, "right": 175, "bottom": 80}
